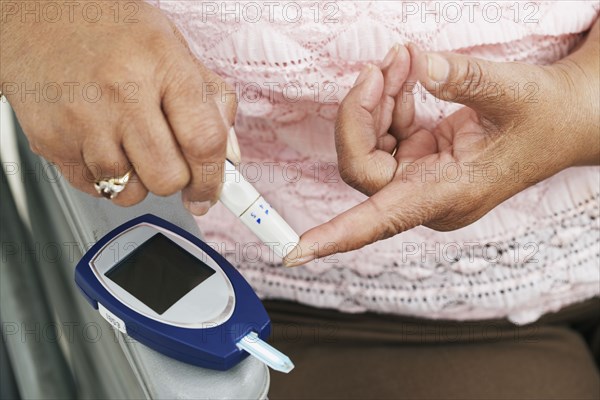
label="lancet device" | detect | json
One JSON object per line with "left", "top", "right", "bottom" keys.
{"left": 74, "top": 214, "right": 294, "bottom": 372}
{"left": 219, "top": 160, "right": 299, "bottom": 258}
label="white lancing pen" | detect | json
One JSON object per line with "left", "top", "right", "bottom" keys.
{"left": 218, "top": 159, "right": 300, "bottom": 259}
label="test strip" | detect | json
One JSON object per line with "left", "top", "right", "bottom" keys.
{"left": 236, "top": 331, "right": 295, "bottom": 373}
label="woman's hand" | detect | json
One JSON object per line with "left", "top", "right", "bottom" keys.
{"left": 284, "top": 21, "right": 599, "bottom": 267}
{"left": 0, "top": 1, "right": 239, "bottom": 215}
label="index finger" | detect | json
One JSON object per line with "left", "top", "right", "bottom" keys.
{"left": 282, "top": 184, "right": 428, "bottom": 267}
{"left": 336, "top": 66, "right": 397, "bottom": 195}
{"left": 162, "top": 64, "right": 228, "bottom": 214}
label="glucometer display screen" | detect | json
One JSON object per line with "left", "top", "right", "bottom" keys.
{"left": 105, "top": 233, "right": 216, "bottom": 314}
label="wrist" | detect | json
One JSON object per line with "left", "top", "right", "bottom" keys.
{"left": 547, "top": 60, "right": 600, "bottom": 167}
{"left": 548, "top": 21, "right": 600, "bottom": 167}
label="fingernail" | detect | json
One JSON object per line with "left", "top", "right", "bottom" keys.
{"left": 426, "top": 53, "right": 449, "bottom": 83}
{"left": 283, "top": 255, "right": 315, "bottom": 267}
{"left": 226, "top": 126, "right": 241, "bottom": 163}
{"left": 353, "top": 63, "right": 373, "bottom": 86}
{"left": 282, "top": 245, "right": 315, "bottom": 267}
{"left": 184, "top": 200, "right": 211, "bottom": 216}
{"left": 381, "top": 44, "right": 400, "bottom": 69}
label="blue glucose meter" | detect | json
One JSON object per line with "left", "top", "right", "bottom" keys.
{"left": 74, "top": 214, "right": 293, "bottom": 372}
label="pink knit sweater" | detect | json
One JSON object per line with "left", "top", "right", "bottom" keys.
{"left": 149, "top": 1, "right": 600, "bottom": 324}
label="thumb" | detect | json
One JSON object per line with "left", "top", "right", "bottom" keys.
{"left": 409, "top": 44, "right": 535, "bottom": 115}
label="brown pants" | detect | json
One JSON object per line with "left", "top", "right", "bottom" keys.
{"left": 265, "top": 299, "right": 600, "bottom": 400}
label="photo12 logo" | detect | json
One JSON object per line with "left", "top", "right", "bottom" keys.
{"left": 400, "top": 1, "right": 540, "bottom": 24}
{"left": 1, "top": 1, "right": 140, "bottom": 24}
{"left": 1, "top": 82, "right": 139, "bottom": 104}
{"left": 198, "top": 1, "right": 340, "bottom": 23}
{"left": 202, "top": 80, "right": 340, "bottom": 104}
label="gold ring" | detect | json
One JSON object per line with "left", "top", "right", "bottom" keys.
{"left": 94, "top": 169, "right": 133, "bottom": 200}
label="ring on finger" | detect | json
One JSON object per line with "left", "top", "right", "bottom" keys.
{"left": 94, "top": 168, "right": 134, "bottom": 200}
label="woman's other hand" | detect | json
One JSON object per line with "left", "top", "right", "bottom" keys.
{"left": 284, "top": 21, "right": 599, "bottom": 267}
{"left": 0, "top": 1, "right": 238, "bottom": 215}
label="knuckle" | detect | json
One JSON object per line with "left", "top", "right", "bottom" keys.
{"left": 335, "top": 100, "right": 371, "bottom": 137}
{"left": 182, "top": 162, "right": 223, "bottom": 202}
{"left": 181, "top": 124, "right": 226, "bottom": 162}
{"left": 163, "top": 63, "right": 200, "bottom": 97}
{"left": 145, "top": 28, "right": 172, "bottom": 52}
{"left": 338, "top": 162, "right": 364, "bottom": 190}
{"left": 379, "top": 217, "right": 402, "bottom": 241}
{"left": 115, "top": 109, "right": 137, "bottom": 136}
{"left": 150, "top": 41, "right": 185, "bottom": 78}
{"left": 81, "top": 143, "right": 125, "bottom": 179}
{"left": 185, "top": 180, "right": 222, "bottom": 203}
{"left": 460, "top": 59, "right": 487, "bottom": 97}
{"left": 147, "top": 167, "right": 190, "bottom": 197}
{"left": 92, "top": 60, "right": 138, "bottom": 89}
{"left": 425, "top": 206, "right": 456, "bottom": 231}
{"left": 367, "top": 200, "right": 403, "bottom": 239}
{"left": 62, "top": 101, "right": 85, "bottom": 124}
{"left": 427, "top": 212, "right": 474, "bottom": 232}
{"left": 337, "top": 153, "right": 370, "bottom": 193}
{"left": 337, "top": 153, "right": 391, "bottom": 196}
{"left": 424, "top": 190, "right": 477, "bottom": 231}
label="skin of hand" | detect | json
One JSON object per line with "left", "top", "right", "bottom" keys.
{"left": 284, "top": 20, "right": 600, "bottom": 267}
{"left": 0, "top": 1, "right": 240, "bottom": 216}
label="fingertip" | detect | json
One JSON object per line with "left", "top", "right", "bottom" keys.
{"left": 346, "top": 63, "right": 384, "bottom": 113}
{"left": 282, "top": 240, "right": 316, "bottom": 267}
{"left": 383, "top": 44, "right": 411, "bottom": 96}
{"left": 184, "top": 200, "right": 212, "bottom": 216}
{"left": 406, "top": 43, "right": 424, "bottom": 82}
{"left": 398, "top": 43, "right": 410, "bottom": 57}
{"left": 423, "top": 53, "right": 450, "bottom": 84}
{"left": 395, "top": 44, "right": 410, "bottom": 67}
{"left": 382, "top": 43, "right": 411, "bottom": 70}
{"left": 406, "top": 42, "right": 421, "bottom": 58}
{"left": 381, "top": 44, "right": 400, "bottom": 69}
{"left": 358, "top": 64, "right": 384, "bottom": 110}
{"left": 182, "top": 181, "right": 220, "bottom": 214}
{"left": 354, "top": 63, "right": 372, "bottom": 86}
{"left": 407, "top": 45, "right": 453, "bottom": 89}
